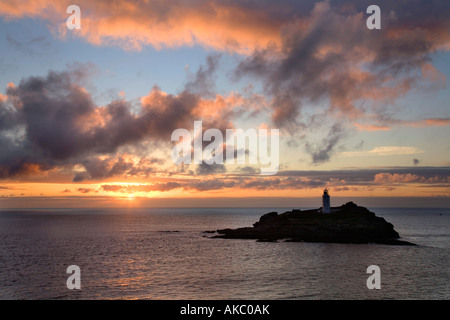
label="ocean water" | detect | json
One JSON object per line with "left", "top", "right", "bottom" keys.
{"left": 0, "top": 207, "right": 448, "bottom": 300}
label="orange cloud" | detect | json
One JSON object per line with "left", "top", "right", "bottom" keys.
{"left": 340, "top": 146, "right": 423, "bottom": 157}
{"left": 0, "top": 0, "right": 65, "bottom": 19}
{"left": 374, "top": 173, "right": 421, "bottom": 184}
{"left": 354, "top": 117, "right": 450, "bottom": 132}
{"left": 354, "top": 123, "right": 391, "bottom": 131}
{"left": 374, "top": 173, "right": 449, "bottom": 184}
{"left": 140, "top": 87, "right": 267, "bottom": 130}
{"left": 406, "top": 118, "right": 450, "bottom": 127}
{"left": 422, "top": 63, "right": 447, "bottom": 85}
{"left": 0, "top": 0, "right": 282, "bottom": 53}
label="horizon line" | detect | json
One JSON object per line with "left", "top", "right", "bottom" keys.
{"left": 1, "top": 196, "right": 449, "bottom": 209}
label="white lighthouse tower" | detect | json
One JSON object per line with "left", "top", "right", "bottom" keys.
{"left": 322, "top": 189, "right": 330, "bottom": 213}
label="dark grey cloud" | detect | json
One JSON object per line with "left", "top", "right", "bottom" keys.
{"left": 190, "top": 179, "right": 236, "bottom": 191}
{"left": 6, "top": 33, "right": 51, "bottom": 56}
{"left": 237, "top": 166, "right": 259, "bottom": 174}
{"left": 413, "top": 158, "right": 420, "bottom": 166}
{"left": 233, "top": 0, "right": 450, "bottom": 163}
{"left": 185, "top": 54, "right": 221, "bottom": 97}
{"left": 277, "top": 166, "right": 450, "bottom": 185}
{"left": 304, "top": 124, "right": 346, "bottom": 164}
{"left": 0, "top": 58, "right": 233, "bottom": 180}
{"left": 0, "top": 99, "right": 20, "bottom": 131}
{"left": 195, "top": 161, "right": 227, "bottom": 175}
{"left": 101, "top": 185, "right": 123, "bottom": 192}
{"left": 75, "top": 156, "right": 161, "bottom": 182}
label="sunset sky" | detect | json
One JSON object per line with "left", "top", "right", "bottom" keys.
{"left": 0, "top": 0, "right": 449, "bottom": 208}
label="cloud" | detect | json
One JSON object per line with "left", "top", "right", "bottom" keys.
{"left": 305, "top": 123, "right": 347, "bottom": 164}
{"left": 237, "top": 166, "right": 259, "bottom": 175}
{"left": 238, "top": 176, "right": 325, "bottom": 190}
{"left": 100, "top": 180, "right": 235, "bottom": 193}
{"left": 354, "top": 123, "right": 391, "bottom": 132}
{"left": 75, "top": 155, "right": 162, "bottom": 182}
{"left": 195, "top": 162, "right": 227, "bottom": 175}
{"left": 278, "top": 167, "right": 450, "bottom": 185}
{"left": 333, "top": 186, "right": 350, "bottom": 192}
{"left": 421, "top": 62, "right": 447, "bottom": 90}
{"left": 99, "top": 176, "right": 324, "bottom": 193}
{"left": 413, "top": 159, "right": 420, "bottom": 166}
{"left": 373, "top": 172, "right": 449, "bottom": 185}
{"left": 94, "top": 166, "right": 449, "bottom": 193}
{"left": 3, "top": 1, "right": 447, "bottom": 57}
{"left": 190, "top": 180, "right": 236, "bottom": 191}
{"left": 404, "top": 118, "right": 450, "bottom": 128}
{"left": 339, "top": 146, "right": 423, "bottom": 157}
{"left": 100, "top": 166, "right": 446, "bottom": 194}
{"left": 0, "top": 186, "right": 15, "bottom": 190}
{"left": 374, "top": 173, "right": 421, "bottom": 184}
{"left": 101, "top": 182, "right": 183, "bottom": 193}
{"left": 5, "top": 33, "right": 51, "bottom": 56}
{"left": 230, "top": 0, "right": 449, "bottom": 162}
{"left": 0, "top": 61, "right": 244, "bottom": 180}
{"left": 1, "top": 0, "right": 449, "bottom": 169}
{"left": 77, "top": 188, "right": 93, "bottom": 193}
{"left": 185, "top": 54, "right": 221, "bottom": 97}
{"left": 355, "top": 117, "right": 450, "bottom": 131}
{"left": 101, "top": 185, "right": 123, "bottom": 192}
{"left": 0, "top": 0, "right": 285, "bottom": 53}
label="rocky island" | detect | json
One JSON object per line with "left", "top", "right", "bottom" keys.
{"left": 211, "top": 202, "right": 415, "bottom": 245}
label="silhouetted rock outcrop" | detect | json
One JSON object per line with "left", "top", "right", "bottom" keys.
{"left": 212, "top": 202, "right": 415, "bottom": 245}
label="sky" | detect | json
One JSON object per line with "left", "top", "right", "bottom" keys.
{"left": 0, "top": 0, "right": 449, "bottom": 208}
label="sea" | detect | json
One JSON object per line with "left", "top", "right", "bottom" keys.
{"left": 0, "top": 207, "right": 448, "bottom": 300}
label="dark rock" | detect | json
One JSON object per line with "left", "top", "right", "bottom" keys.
{"left": 212, "top": 203, "right": 415, "bottom": 245}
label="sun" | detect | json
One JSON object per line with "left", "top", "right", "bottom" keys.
{"left": 127, "top": 194, "right": 135, "bottom": 201}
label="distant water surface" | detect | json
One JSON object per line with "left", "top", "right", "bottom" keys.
{"left": 0, "top": 207, "right": 448, "bottom": 299}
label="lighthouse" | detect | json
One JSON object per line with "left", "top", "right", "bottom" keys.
{"left": 322, "top": 189, "right": 330, "bottom": 213}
